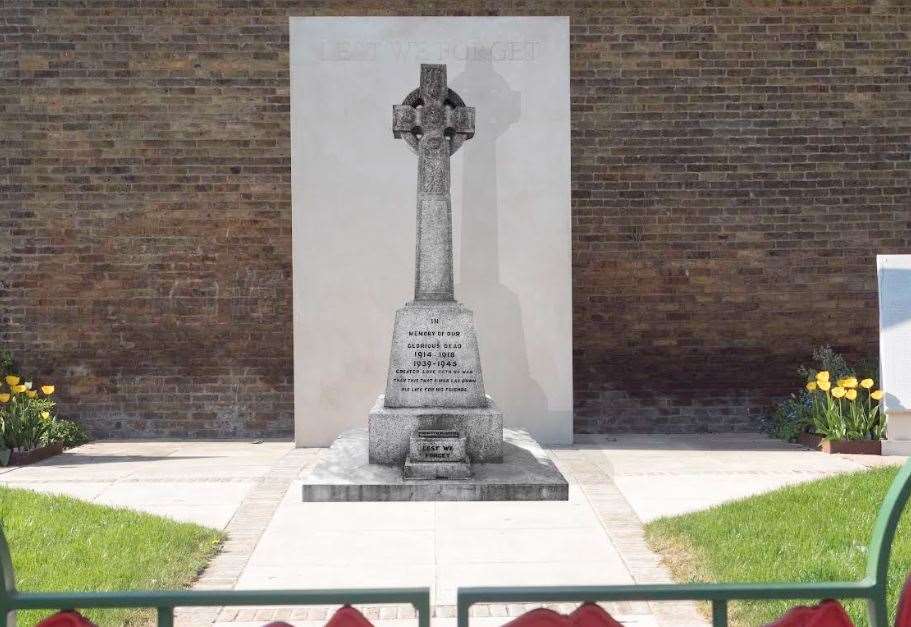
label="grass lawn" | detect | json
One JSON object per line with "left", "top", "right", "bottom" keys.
{"left": 1, "top": 486, "right": 224, "bottom": 626}
{"left": 645, "top": 466, "right": 911, "bottom": 627}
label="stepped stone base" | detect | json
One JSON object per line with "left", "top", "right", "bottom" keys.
{"left": 301, "top": 428, "right": 568, "bottom": 502}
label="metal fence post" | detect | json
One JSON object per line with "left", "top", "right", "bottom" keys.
{"left": 415, "top": 593, "right": 431, "bottom": 627}
{"left": 711, "top": 600, "right": 728, "bottom": 627}
{"left": 156, "top": 606, "right": 174, "bottom": 627}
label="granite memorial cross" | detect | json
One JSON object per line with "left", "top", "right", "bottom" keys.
{"left": 392, "top": 63, "right": 475, "bottom": 301}
{"left": 368, "top": 64, "right": 503, "bottom": 469}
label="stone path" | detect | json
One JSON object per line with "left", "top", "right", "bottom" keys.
{"left": 175, "top": 447, "right": 320, "bottom": 626}
{"left": 0, "top": 434, "right": 901, "bottom": 627}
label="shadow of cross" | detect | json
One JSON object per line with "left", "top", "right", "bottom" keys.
{"left": 393, "top": 64, "right": 475, "bottom": 303}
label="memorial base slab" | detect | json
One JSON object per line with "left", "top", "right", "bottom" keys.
{"left": 301, "top": 428, "right": 568, "bottom": 502}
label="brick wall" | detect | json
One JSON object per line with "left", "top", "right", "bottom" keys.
{"left": 2, "top": 1, "right": 909, "bottom": 438}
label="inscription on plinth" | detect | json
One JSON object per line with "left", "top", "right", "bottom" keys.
{"left": 409, "top": 429, "right": 467, "bottom": 462}
{"left": 404, "top": 428, "right": 471, "bottom": 480}
{"left": 384, "top": 303, "right": 487, "bottom": 408}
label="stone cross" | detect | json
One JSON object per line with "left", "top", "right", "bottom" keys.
{"left": 393, "top": 64, "right": 475, "bottom": 302}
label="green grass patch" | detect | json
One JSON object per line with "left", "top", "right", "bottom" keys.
{"left": 1, "top": 486, "right": 224, "bottom": 626}
{"left": 645, "top": 467, "right": 911, "bottom": 627}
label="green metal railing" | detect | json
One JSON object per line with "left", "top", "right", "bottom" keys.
{"left": 456, "top": 458, "right": 911, "bottom": 627}
{"left": 0, "top": 523, "right": 430, "bottom": 627}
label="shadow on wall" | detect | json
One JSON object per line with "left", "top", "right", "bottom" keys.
{"left": 450, "top": 49, "right": 563, "bottom": 436}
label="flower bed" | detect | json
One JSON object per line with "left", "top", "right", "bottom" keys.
{"left": 0, "top": 354, "right": 88, "bottom": 466}
{"left": 7, "top": 442, "right": 65, "bottom": 466}
{"left": 767, "top": 346, "right": 885, "bottom": 451}
{"left": 802, "top": 370, "right": 884, "bottom": 446}
{"left": 796, "top": 432, "right": 882, "bottom": 455}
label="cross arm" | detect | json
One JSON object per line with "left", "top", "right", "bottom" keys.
{"left": 393, "top": 105, "right": 419, "bottom": 138}
{"left": 446, "top": 106, "right": 475, "bottom": 140}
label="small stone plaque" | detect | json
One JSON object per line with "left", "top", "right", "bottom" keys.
{"left": 408, "top": 429, "right": 467, "bottom": 463}
{"left": 368, "top": 395, "right": 503, "bottom": 465}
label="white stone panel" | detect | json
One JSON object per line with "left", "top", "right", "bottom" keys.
{"left": 291, "top": 17, "right": 572, "bottom": 445}
{"left": 878, "top": 255, "right": 911, "bottom": 452}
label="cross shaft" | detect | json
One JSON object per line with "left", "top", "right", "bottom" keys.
{"left": 393, "top": 64, "right": 475, "bottom": 302}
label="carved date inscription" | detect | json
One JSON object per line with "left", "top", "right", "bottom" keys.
{"left": 391, "top": 317, "right": 478, "bottom": 397}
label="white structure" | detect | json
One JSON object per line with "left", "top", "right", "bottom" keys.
{"left": 290, "top": 17, "right": 573, "bottom": 447}
{"left": 878, "top": 255, "right": 911, "bottom": 455}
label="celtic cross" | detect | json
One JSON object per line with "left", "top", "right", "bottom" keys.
{"left": 393, "top": 64, "right": 475, "bottom": 302}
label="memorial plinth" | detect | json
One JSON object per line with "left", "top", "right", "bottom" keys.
{"left": 368, "top": 300, "right": 503, "bottom": 465}
{"left": 369, "top": 395, "right": 502, "bottom": 464}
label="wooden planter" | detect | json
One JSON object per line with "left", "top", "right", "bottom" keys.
{"left": 6, "top": 442, "right": 65, "bottom": 466}
{"left": 798, "top": 432, "right": 882, "bottom": 455}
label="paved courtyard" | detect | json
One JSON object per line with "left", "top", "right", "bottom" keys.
{"left": 1, "top": 434, "right": 902, "bottom": 627}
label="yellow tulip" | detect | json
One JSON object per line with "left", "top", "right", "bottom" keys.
{"left": 806, "top": 381, "right": 818, "bottom": 392}
{"left": 41, "top": 385, "right": 55, "bottom": 395}
{"left": 846, "top": 388, "right": 858, "bottom": 400}
{"left": 4, "top": 375, "right": 20, "bottom": 386}
{"left": 11, "top": 384, "right": 26, "bottom": 394}
{"left": 843, "top": 377, "right": 858, "bottom": 389}
{"left": 25, "top": 390, "right": 37, "bottom": 399}
{"left": 818, "top": 379, "right": 831, "bottom": 392}
{"left": 861, "top": 378, "right": 875, "bottom": 389}
{"left": 831, "top": 386, "right": 846, "bottom": 399}
{"left": 0, "top": 394, "right": 9, "bottom": 403}
{"left": 872, "top": 390, "right": 884, "bottom": 401}
{"left": 816, "top": 371, "right": 830, "bottom": 382}
{"left": 837, "top": 378, "right": 847, "bottom": 388}
{"left": 40, "top": 411, "right": 50, "bottom": 420}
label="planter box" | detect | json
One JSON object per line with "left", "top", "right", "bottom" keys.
{"left": 5, "top": 442, "right": 65, "bottom": 466}
{"left": 798, "top": 432, "right": 882, "bottom": 455}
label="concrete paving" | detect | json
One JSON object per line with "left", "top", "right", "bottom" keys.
{"left": 0, "top": 440, "right": 294, "bottom": 529}
{"left": 578, "top": 433, "right": 893, "bottom": 522}
{"left": 0, "top": 434, "right": 902, "bottom": 627}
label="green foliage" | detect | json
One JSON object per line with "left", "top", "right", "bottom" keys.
{"left": 767, "top": 345, "right": 884, "bottom": 442}
{"left": 0, "top": 372, "right": 90, "bottom": 454}
{"left": 809, "top": 382, "right": 886, "bottom": 441}
{"left": 645, "top": 467, "right": 911, "bottom": 627}
{"left": 797, "top": 345, "right": 852, "bottom": 383}
{"left": 0, "top": 486, "right": 224, "bottom": 626}
{"left": 768, "top": 391, "right": 814, "bottom": 441}
{"left": 46, "top": 418, "right": 89, "bottom": 448}
{"left": 1, "top": 393, "right": 55, "bottom": 450}
{"left": 0, "top": 348, "right": 13, "bottom": 377}
{"left": 0, "top": 352, "right": 91, "bottom": 453}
